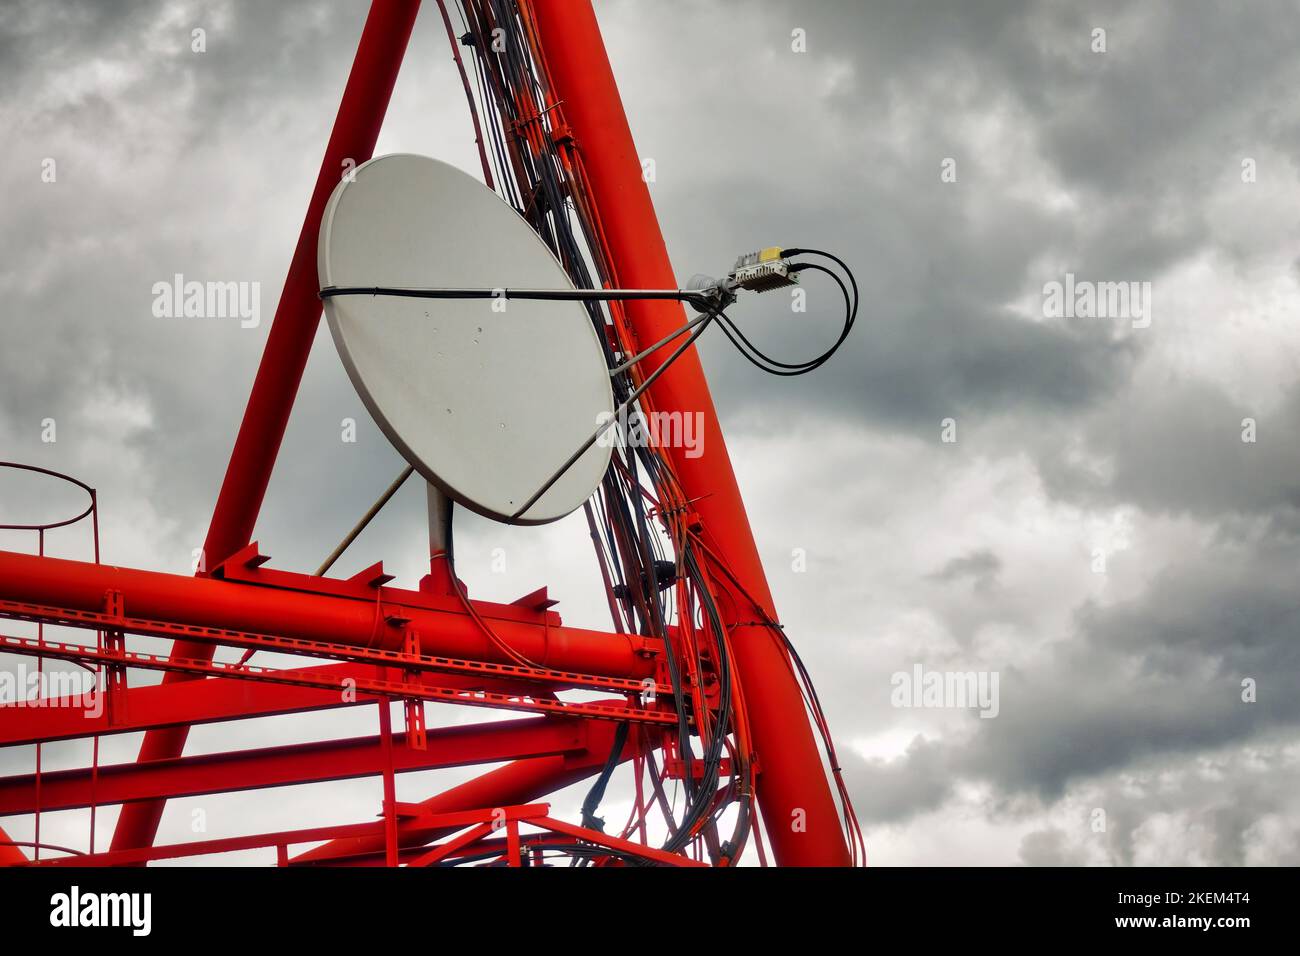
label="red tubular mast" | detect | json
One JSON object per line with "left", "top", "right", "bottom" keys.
{"left": 527, "top": 0, "right": 850, "bottom": 865}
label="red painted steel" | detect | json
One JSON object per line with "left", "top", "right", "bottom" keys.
{"left": 0, "top": 829, "right": 24, "bottom": 866}
{"left": 0, "top": 661, "right": 364, "bottom": 747}
{"left": 0, "top": 550, "right": 657, "bottom": 680}
{"left": 29, "top": 804, "right": 693, "bottom": 868}
{"left": 407, "top": 821, "right": 495, "bottom": 867}
{"left": 0, "top": 632, "right": 677, "bottom": 727}
{"left": 533, "top": 814, "right": 709, "bottom": 867}
{"left": 113, "top": 0, "right": 423, "bottom": 853}
{"left": 0, "top": 659, "right": 574, "bottom": 748}
{"left": 291, "top": 719, "right": 641, "bottom": 864}
{"left": 527, "top": 0, "right": 851, "bottom": 865}
{"left": 0, "top": 719, "right": 587, "bottom": 815}
{"left": 0, "top": 591, "right": 661, "bottom": 695}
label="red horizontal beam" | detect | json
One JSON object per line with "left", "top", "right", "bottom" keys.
{"left": 0, "top": 661, "right": 541, "bottom": 747}
{"left": 0, "top": 632, "right": 676, "bottom": 727}
{"left": 0, "top": 596, "right": 665, "bottom": 697}
{"left": 0, "top": 661, "right": 363, "bottom": 746}
{"left": 0, "top": 548, "right": 658, "bottom": 680}
{"left": 0, "top": 716, "right": 589, "bottom": 814}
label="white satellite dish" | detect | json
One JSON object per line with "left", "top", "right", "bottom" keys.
{"left": 318, "top": 154, "right": 615, "bottom": 524}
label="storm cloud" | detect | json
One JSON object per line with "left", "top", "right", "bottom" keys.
{"left": 3, "top": 0, "right": 1300, "bottom": 864}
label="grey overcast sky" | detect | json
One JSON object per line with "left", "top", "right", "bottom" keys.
{"left": 3, "top": 0, "right": 1300, "bottom": 865}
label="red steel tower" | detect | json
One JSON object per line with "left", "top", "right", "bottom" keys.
{"left": 0, "top": 0, "right": 861, "bottom": 868}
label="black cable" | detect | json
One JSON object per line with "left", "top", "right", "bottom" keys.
{"left": 580, "top": 720, "right": 630, "bottom": 834}
{"left": 626, "top": 448, "right": 693, "bottom": 773}
{"left": 662, "top": 544, "right": 730, "bottom": 852}
{"left": 318, "top": 285, "right": 712, "bottom": 306}
{"left": 318, "top": 257, "right": 853, "bottom": 376}
{"left": 783, "top": 246, "right": 859, "bottom": 301}
{"left": 748, "top": 263, "right": 851, "bottom": 364}
{"left": 713, "top": 261, "right": 856, "bottom": 376}
{"left": 462, "top": 0, "right": 521, "bottom": 210}
{"left": 700, "top": 546, "right": 867, "bottom": 864}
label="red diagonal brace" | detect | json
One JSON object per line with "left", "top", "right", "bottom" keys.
{"left": 535, "top": 815, "right": 708, "bottom": 868}
{"left": 407, "top": 822, "right": 496, "bottom": 868}
{"left": 0, "top": 661, "right": 533, "bottom": 746}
